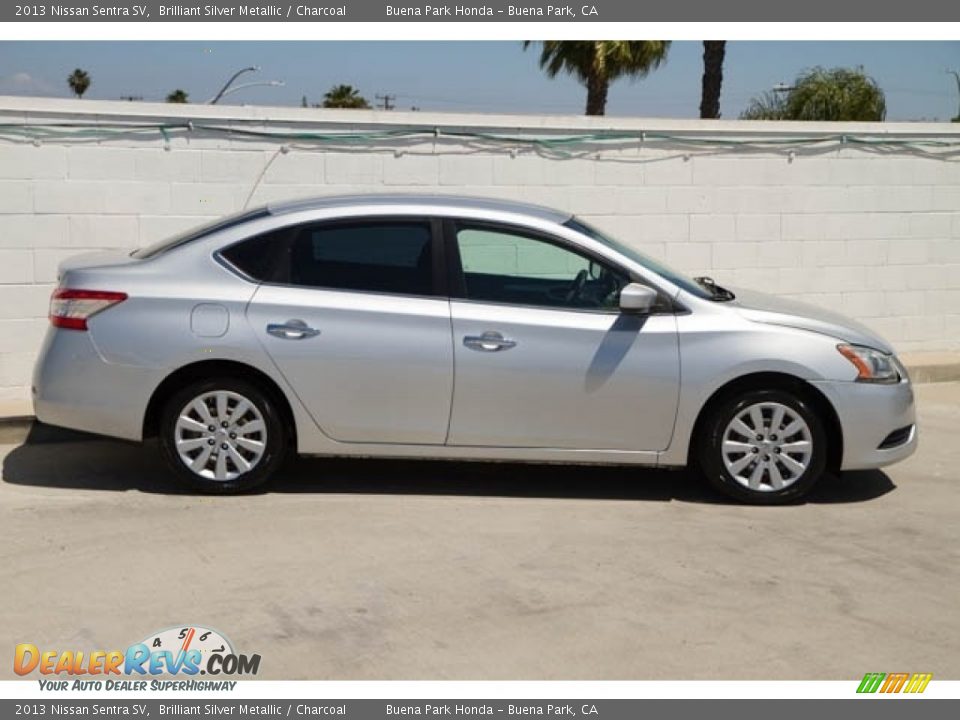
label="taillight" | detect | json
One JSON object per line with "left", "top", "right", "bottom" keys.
{"left": 49, "top": 289, "right": 127, "bottom": 331}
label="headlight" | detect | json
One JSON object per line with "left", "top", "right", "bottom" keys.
{"left": 837, "top": 344, "right": 900, "bottom": 384}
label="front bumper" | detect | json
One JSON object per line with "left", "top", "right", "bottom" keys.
{"left": 32, "top": 327, "right": 162, "bottom": 442}
{"left": 811, "top": 377, "right": 917, "bottom": 471}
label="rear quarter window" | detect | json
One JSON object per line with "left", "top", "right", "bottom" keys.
{"left": 219, "top": 229, "right": 290, "bottom": 282}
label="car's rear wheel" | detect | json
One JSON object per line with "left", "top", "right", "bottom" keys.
{"left": 698, "top": 389, "right": 827, "bottom": 504}
{"left": 159, "top": 378, "right": 287, "bottom": 493}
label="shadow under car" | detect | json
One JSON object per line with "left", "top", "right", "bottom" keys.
{"left": 1, "top": 422, "right": 896, "bottom": 505}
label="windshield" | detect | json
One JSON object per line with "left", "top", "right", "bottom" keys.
{"left": 564, "top": 217, "right": 717, "bottom": 300}
{"left": 131, "top": 208, "right": 270, "bottom": 260}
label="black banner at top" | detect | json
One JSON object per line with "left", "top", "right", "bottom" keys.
{"left": 4, "top": 0, "right": 960, "bottom": 22}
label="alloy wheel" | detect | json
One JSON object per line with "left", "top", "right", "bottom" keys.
{"left": 720, "top": 401, "right": 814, "bottom": 492}
{"left": 173, "top": 390, "right": 267, "bottom": 481}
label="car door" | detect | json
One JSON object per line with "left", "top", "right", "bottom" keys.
{"left": 445, "top": 221, "right": 680, "bottom": 451}
{"left": 243, "top": 217, "right": 454, "bottom": 445}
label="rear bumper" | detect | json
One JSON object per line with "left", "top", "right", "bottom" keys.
{"left": 32, "top": 327, "right": 161, "bottom": 441}
{"left": 811, "top": 378, "right": 917, "bottom": 471}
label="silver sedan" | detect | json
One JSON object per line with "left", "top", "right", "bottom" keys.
{"left": 32, "top": 194, "right": 916, "bottom": 503}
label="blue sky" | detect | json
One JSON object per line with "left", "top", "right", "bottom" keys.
{"left": 0, "top": 41, "right": 957, "bottom": 120}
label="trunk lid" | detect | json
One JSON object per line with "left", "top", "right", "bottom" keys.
{"left": 56, "top": 250, "right": 140, "bottom": 284}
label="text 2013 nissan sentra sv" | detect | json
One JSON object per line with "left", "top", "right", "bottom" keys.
{"left": 33, "top": 194, "right": 917, "bottom": 503}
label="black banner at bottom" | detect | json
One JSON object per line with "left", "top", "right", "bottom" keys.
{"left": 1, "top": 700, "right": 958, "bottom": 720}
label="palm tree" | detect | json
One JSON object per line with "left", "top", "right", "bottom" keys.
{"left": 322, "top": 84, "right": 371, "bottom": 109}
{"left": 699, "top": 41, "right": 726, "bottom": 119}
{"left": 524, "top": 41, "right": 671, "bottom": 116}
{"left": 67, "top": 68, "right": 91, "bottom": 99}
{"left": 166, "top": 89, "right": 189, "bottom": 103}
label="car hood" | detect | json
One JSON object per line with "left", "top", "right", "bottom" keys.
{"left": 728, "top": 287, "right": 894, "bottom": 354}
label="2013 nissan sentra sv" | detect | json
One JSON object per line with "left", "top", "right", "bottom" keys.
{"left": 32, "top": 194, "right": 917, "bottom": 503}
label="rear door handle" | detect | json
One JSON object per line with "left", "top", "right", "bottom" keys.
{"left": 266, "top": 319, "right": 320, "bottom": 340}
{"left": 463, "top": 331, "right": 517, "bottom": 352}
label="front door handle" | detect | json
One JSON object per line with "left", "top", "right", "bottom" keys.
{"left": 266, "top": 319, "right": 320, "bottom": 340}
{"left": 463, "top": 331, "right": 517, "bottom": 352}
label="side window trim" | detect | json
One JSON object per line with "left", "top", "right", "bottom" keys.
{"left": 442, "top": 217, "right": 466, "bottom": 298}
{"left": 428, "top": 216, "right": 448, "bottom": 298}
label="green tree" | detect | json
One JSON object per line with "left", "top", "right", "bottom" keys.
{"left": 740, "top": 90, "right": 788, "bottom": 120}
{"left": 166, "top": 89, "right": 189, "bottom": 103}
{"left": 742, "top": 66, "right": 886, "bottom": 121}
{"left": 699, "top": 41, "right": 726, "bottom": 119}
{"left": 67, "top": 68, "right": 91, "bottom": 99}
{"left": 524, "top": 41, "right": 671, "bottom": 116}
{"left": 322, "top": 84, "right": 371, "bottom": 109}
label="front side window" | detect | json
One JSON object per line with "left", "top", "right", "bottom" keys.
{"left": 565, "top": 217, "right": 715, "bottom": 300}
{"left": 455, "top": 225, "right": 628, "bottom": 310}
{"left": 289, "top": 222, "right": 434, "bottom": 296}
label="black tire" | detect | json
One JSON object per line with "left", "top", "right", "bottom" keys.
{"left": 158, "top": 377, "right": 288, "bottom": 494}
{"left": 698, "top": 388, "right": 827, "bottom": 505}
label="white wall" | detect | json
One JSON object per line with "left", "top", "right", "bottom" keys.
{"left": 1, "top": 96, "right": 959, "bottom": 403}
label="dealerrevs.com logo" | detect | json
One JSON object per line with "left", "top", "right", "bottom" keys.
{"left": 15, "top": 626, "right": 260, "bottom": 690}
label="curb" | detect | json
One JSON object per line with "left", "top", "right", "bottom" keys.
{"left": 0, "top": 415, "right": 33, "bottom": 443}
{"left": 906, "top": 363, "right": 960, "bottom": 384}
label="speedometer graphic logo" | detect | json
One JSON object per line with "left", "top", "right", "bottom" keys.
{"left": 140, "top": 625, "right": 234, "bottom": 673}
{"left": 132, "top": 624, "right": 260, "bottom": 676}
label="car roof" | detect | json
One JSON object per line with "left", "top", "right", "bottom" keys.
{"left": 266, "top": 193, "right": 572, "bottom": 224}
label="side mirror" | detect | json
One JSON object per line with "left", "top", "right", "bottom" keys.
{"left": 619, "top": 283, "right": 658, "bottom": 314}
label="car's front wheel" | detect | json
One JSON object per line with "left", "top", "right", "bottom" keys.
{"left": 159, "top": 378, "right": 288, "bottom": 493}
{"left": 698, "top": 389, "right": 827, "bottom": 504}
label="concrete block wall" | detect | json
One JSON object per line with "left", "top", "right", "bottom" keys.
{"left": 0, "top": 96, "right": 959, "bottom": 403}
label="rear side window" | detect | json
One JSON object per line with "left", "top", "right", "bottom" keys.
{"left": 288, "top": 222, "right": 434, "bottom": 296}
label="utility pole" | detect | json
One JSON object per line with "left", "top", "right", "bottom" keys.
{"left": 119, "top": 95, "right": 143, "bottom": 101}
{"left": 948, "top": 69, "right": 960, "bottom": 122}
{"left": 375, "top": 93, "right": 395, "bottom": 111}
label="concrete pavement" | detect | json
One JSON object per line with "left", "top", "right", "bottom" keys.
{"left": 1, "top": 383, "right": 958, "bottom": 680}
